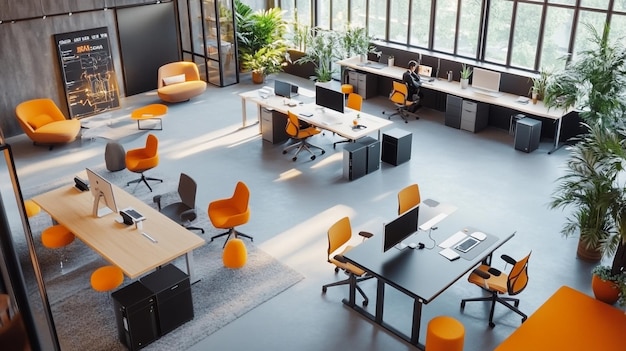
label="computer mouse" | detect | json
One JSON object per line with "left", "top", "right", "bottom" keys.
{"left": 471, "top": 231, "right": 487, "bottom": 241}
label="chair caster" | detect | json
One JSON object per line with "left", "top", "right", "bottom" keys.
{"left": 292, "top": 157, "right": 297, "bottom": 161}
{"left": 321, "top": 150, "right": 325, "bottom": 155}
{"left": 489, "top": 322, "right": 496, "bottom": 328}
{"left": 404, "top": 120, "right": 408, "bottom": 123}
{"left": 362, "top": 299, "right": 369, "bottom": 306}
{"left": 282, "top": 150, "right": 287, "bottom": 154}
{"left": 322, "top": 286, "right": 327, "bottom": 293}
{"left": 311, "top": 155, "right": 316, "bottom": 160}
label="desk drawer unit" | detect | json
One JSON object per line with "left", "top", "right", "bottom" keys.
{"left": 260, "top": 108, "right": 289, "bottom": 144}
{"left": 445, "top": 95, "right": 462, "bottom": 129}
{"left": 460, "top": 100, "right": 489, "bottom": 133}
{"left": 112, "top": 281, "right": 159, "bottom": 350}
{"left": 348, "top": 71, "right": 378, "bottom": 99}
{"left": 381, "top": 128, "right": 412, "bottom": 166}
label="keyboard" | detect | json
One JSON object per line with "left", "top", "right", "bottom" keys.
{"left": 473, "top": 89, "right": 503, "bottom": 98}
{"left": 420, "top": 76, "right": 435, "bottom": 82}
{"left": 356, "top": 62, "right": 386, "bottom": 69}
{"left": 438, "top": 231, "right": 467, "bottom": 249}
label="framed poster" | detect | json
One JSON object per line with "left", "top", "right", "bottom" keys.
{"left": 54, "top": 27, "right": 120, "bottom": 119}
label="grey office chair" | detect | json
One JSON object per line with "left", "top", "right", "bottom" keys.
{"left": 153, "top": 173, "right": 204, "bottom": 233}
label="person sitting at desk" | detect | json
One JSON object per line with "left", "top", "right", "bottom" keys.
{"left": 402, "top": 60, "right": 423, "bottom": 113}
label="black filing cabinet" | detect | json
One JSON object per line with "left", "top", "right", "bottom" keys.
{"left": 260, "top": 108, "right": 289, "bottom": 144}
{"left": 139, "top": 264, "right": 193, "bottom": 336}
{"left": 357, "top": 136, "right": 381, "bottom": 174}
{"left": 514, "top": 118, "right": 542, "bottom": 153}
{"left": 445, "top": 94, "right": 462, "bottom": 129}
{"left": 343, "top": 142, "right": 367, "bottom": 180}
{"left": 112, "top": 281, "right": 159, "bottom": 350}
{"left": 381, "top": 128, "right": 412, "bottom": 166}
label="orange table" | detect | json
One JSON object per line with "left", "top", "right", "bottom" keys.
{"left": 495, "top": 285, "right": 626, "bottom": 351}
{"left": 131, "top": 103, "right": 167, "bottom": 130}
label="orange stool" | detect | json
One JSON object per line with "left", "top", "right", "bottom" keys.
{"left": 90, "top": 265, "right": 124, "bottom": 292}
{"left": 131, "top": 104, "right": 167, "bottom": 130}
{"left": 41, "top": 224, "right": 75, "bottom": 270}
{"left": 223, "top": 238, "right": 247, "bottom": 269}
{"left": 24, "top": 200, "right": 41, "bottom": 217}
{"left": 341, "top": 84, "right": 354, "bottom": 95}
{"left": 426, "top": 316, "right": 465, "bottom": 351}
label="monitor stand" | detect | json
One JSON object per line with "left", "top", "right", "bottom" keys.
{"left": 92, "top": 191, "right": 113, "bottom": 218}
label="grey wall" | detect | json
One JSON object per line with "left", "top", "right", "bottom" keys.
{"left": 0, "top": 0, "right": 165, "bottom": 139}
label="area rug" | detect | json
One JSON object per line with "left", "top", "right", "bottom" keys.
{"left": 20, "top": 166, "right": 304, "bottom": 351}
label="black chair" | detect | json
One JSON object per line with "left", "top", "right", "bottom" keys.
{"left": 153, "top": 173, "right": 204, "bottom": 233}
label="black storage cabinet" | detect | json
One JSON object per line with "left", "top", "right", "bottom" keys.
{"left": 139, "top": 264, "right": 194, "bottom": 336}
{"left": 514, "top": 118, "right": 542, "bottom": 153}
{"left": 343, "top": 142, "right": 367, "bottom": 180}
{"left": 112, "top": 281, "right": 159, "bottom": 350}
{"left": 381, "top": 128, "right": 412, "bottom": 166}
{"left": 357, "top": 136, "right": 381, "bottom": 174}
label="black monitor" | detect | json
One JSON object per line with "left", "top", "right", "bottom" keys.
{"left": 274, "top": 80, "right": 293, "bottom": 98}
{"left": 383, "top": 205, "right": 419, "bottom": 252}
{"left": 315, "top": 85, "right": 345, "bottom": 114}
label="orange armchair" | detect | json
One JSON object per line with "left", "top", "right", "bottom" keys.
{"left": 208, "top": 181, "right": 253, "bottom": 247}
{"left": 157, "top": 61, "right": 207, "bottom": 103}
{"left": 15, "top": 98, "right": 81, "bottom": 149}
{"left": 125, "top": 134, "right": 163, "bottom": 192}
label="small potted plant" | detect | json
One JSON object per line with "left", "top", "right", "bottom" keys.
{"left": 241, "top": 45, "right": 287, "bottom": 84}
{"left": 528, "top": 68, "right": 549, "bottom": 104}
{"left": 591, "top": 265, "right": 626, "bottom": 305}
{"left": 460, "top": 64, "right": 472, "bottom": 89}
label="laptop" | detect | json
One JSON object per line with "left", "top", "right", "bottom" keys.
{"left": 418, "top": 65, "right": 435, "bottom": 82}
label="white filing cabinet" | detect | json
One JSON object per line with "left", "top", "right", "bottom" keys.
{"left": 460, "top": 100, "right": 489, "bottom": 133}
{"left": 348, "top": 71, "right": 378, "bottom": 99}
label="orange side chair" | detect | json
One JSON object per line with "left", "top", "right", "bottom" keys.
{"left": 125, "top": 133, "right": 163, "bottom": 192}
{"left": 208, "top": 181, "right": 253, "bottom": 247}
{"left": 398, "top": 183, "right": 421, "bottom": 215}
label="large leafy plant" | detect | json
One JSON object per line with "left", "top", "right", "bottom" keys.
{"left": 295, "top": 28, "right": 341, "bottom": 82}
{"left": 235, "top": 2, "right": 288, "bottom": 60}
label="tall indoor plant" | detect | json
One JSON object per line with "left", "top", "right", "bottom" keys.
{"left": 295, "top": 28, "right": 340, "bottom": 82}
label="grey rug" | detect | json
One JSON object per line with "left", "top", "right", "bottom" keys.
{"left": 20, "top": 166, "right": 304, "bottom": 351}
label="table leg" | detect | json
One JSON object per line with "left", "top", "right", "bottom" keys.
{"left": 241, "top": 97, "right": 247, "bottom": 128}
{"left": 548, "top": 117, "right": 563, "bottom": 154}
{"left": 185, "top": 251, "right": 199, "bottom": 284}
{"left": 347, "top": 273, "right": 356, "bottom": 306}
{"left": 411, "top": 298, "right": 423, "bottom": 347}
{"left": 375, "top": 279, "right": 384, "bottom": 323}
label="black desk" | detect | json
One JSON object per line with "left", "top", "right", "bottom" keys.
{"left": 342, "top": 208, "right": 514, "bottom": 349}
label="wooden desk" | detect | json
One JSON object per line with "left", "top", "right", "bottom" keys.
{"left": 495, "top": 286, "right": 626, "bottom": 351}
{"left": 33, "top": 184, "right": 205, "bottom": 280}
{"left": 342, "top": 201, "right": 513, "bottom": 349}
{"left": 337, "top": 56, "right": 571, "bottom": 152}
{"left": 240, "top": 87, "right": 393, "bottom": 141}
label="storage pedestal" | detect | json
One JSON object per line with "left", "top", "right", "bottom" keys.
{"left": 343, "top": 142, "right": 367, "bottom": 180}
{"left": 140, "top": 264, "right": 194, "bottom": 336}
{"left": 358, "top": 136, "right": 381, "bottom": 174}
{"left": 112, "top": 281, "right": 159, "bottom": 350}
{"left": 381, "top": 128, "right": 412, "bottom": 166}
{"left": 514, "top": 118, "right": 542, "bottom": 153}
{"left": 260, "top": 108, "right": 289, "bottom": 144}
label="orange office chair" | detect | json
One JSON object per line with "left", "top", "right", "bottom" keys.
{"left": 125, "top": 133, "right": 163, "bottom": 192}
{"left": 15, "top": 98, "right": 81, "bottom": 149}
{"left": 322, "top": 217, "right": 374, "bottom": 306}
{"left": 208, "top": 181, "right": 253, "bottom": 247}
{"left": 382, "top": 81, "right": 417, "bottom": 123}
{"left": 282, "top": 111, "right": 325, "bottom": 161}
{"left": 333, "top": 93, "right": 363, "bottom": 149}
{"left": 398, "top": 183, "right": 421, "bottom": 215}
{"left": 460, "top": 252, "right": 531, "bottom": 328}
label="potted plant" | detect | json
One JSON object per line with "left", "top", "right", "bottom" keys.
{"left": 460, "top": 64, "right": 472, "bottom": 89}
{"left": 591, "top": 265, "right": 626, "bottom": 305}
{"left": 295, "top": 28, "right": 340, "bottom": 82}
{"left": 340, "top": 25, "right": 378, "bottom": 61}
{"left": 528, "top": 69, "right": 549, "bottom": 104}
{"left": 241, "top": 44, "right": 287, "bottom": 84}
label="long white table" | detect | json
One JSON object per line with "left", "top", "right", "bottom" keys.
{"left": 239, "top": 87, "right": 393, "bottom": 141}
{"left": 337, "top": 56, "right": 571, "bottom": 152}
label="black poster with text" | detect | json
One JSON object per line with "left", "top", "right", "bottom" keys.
{"left": 54, "top": 27, "right": 120, "bottom": 119}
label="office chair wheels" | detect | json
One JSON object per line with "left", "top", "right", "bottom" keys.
{"left": 404, "top": 120, "right": 408, "bottom": 123}
{"left": 293, "top": 157, "right": 298, "bottom": 161}
{"left": 322, "top": 286, "right": 327, "bottom": 293}
{"left": 489, "top": 322, "right": 496, "bottom": 328}
{"left": 282, "top": 150, "right": 287, "bottom": 154}
{"left": 310, "top": 155, "right": 315, "bottom": 160}
{"left": 363, "top": 299, "right": 368, "bottom": 306}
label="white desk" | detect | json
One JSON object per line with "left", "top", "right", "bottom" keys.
{"left": 239, "top": 87, "right": 393, "bottom": 141}
{"left": 337, "top": 56, "right": 571, "bottom": 152}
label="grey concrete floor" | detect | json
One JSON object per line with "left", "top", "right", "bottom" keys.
{"left": 6, "top": 72, "right": 604, "bottom": 351}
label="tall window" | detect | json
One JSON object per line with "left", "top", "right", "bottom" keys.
{"left": 540, "top": 6, "right": 574, "bottom": 69}
{"left": 484, "top": 0, "right": 513, "bottom": 64}
{"left": 409, "top": 0, "right": 432, "bottom": 47}
{"left": 573, "top": 11, "right": 608, "bottom": 58}
{"left": 332, "top": 0, "right": 348, "bottom": 29}
{"left": 317, "top": 0, "right": 331, "bottom": 28}
{"left": 433, "top": 1, "right": 458, "bottom": 53}
{"left": 510, "top": 2, "right": 542, "bottom": 69}
{"left": 457, "top": 0, "right": 482, "bottom": 58}
{"left": 350, "top": 0, "right": 367, "bottom": 28}
{"left": 368, "top": 2, "right": 387, "bottom": 39}
{"left": 389, "top": 0, "right": 410, "bottom": 43}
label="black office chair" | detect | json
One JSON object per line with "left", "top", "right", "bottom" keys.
{"left": 153, "top": 173, "right": 204, "bottom": 233}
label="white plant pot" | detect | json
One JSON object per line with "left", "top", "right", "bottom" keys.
{"left": 388, "top": 58, "right": 394, "bottom": 67}
{"left": 359, "top": 54, "right": 367, "bottom": 63}
{"left": 460, "top": 78, "right": 469, "bottom": 89}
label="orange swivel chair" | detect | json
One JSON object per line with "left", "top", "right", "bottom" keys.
{"left": 398, "top": 183, "right": 421, "bottom": 215}
{"left": 282, "top": 111, "right": 325, "bottom": 161}
{"left": 382, "top": 81, "right": 417, "bottom": 123}
{"left": 15, "top": 98, "right": 81, "bottom": 149}
{"left": 208, "top": 181, "right": 253, "bottom": 247}
{"left": 460, "top": 252, "right": 531, "bottom": 327}
{"left": 125, "top": 133, "right": 163, "bottom": 192}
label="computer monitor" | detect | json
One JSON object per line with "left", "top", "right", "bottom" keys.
{"left": 418, "top": 65, "right": 432, "bottom": 77}
{"left": 383, "top": 205, "right": 419, "bottom": 252}
{"left": 86, "top": 168, "right": 118, "bottom": 218}
{"left": 472, "top": 67, "right": 501, "bottom": 93}
{"left": 274, "top": 80, "right": 293, "bottom": 98}
{"left": 315, "top": 85, "right": 345, "bottom": 114}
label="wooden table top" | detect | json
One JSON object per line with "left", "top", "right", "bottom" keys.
{"left": 33, "top": 183, "right": 205, "bottom": 279}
